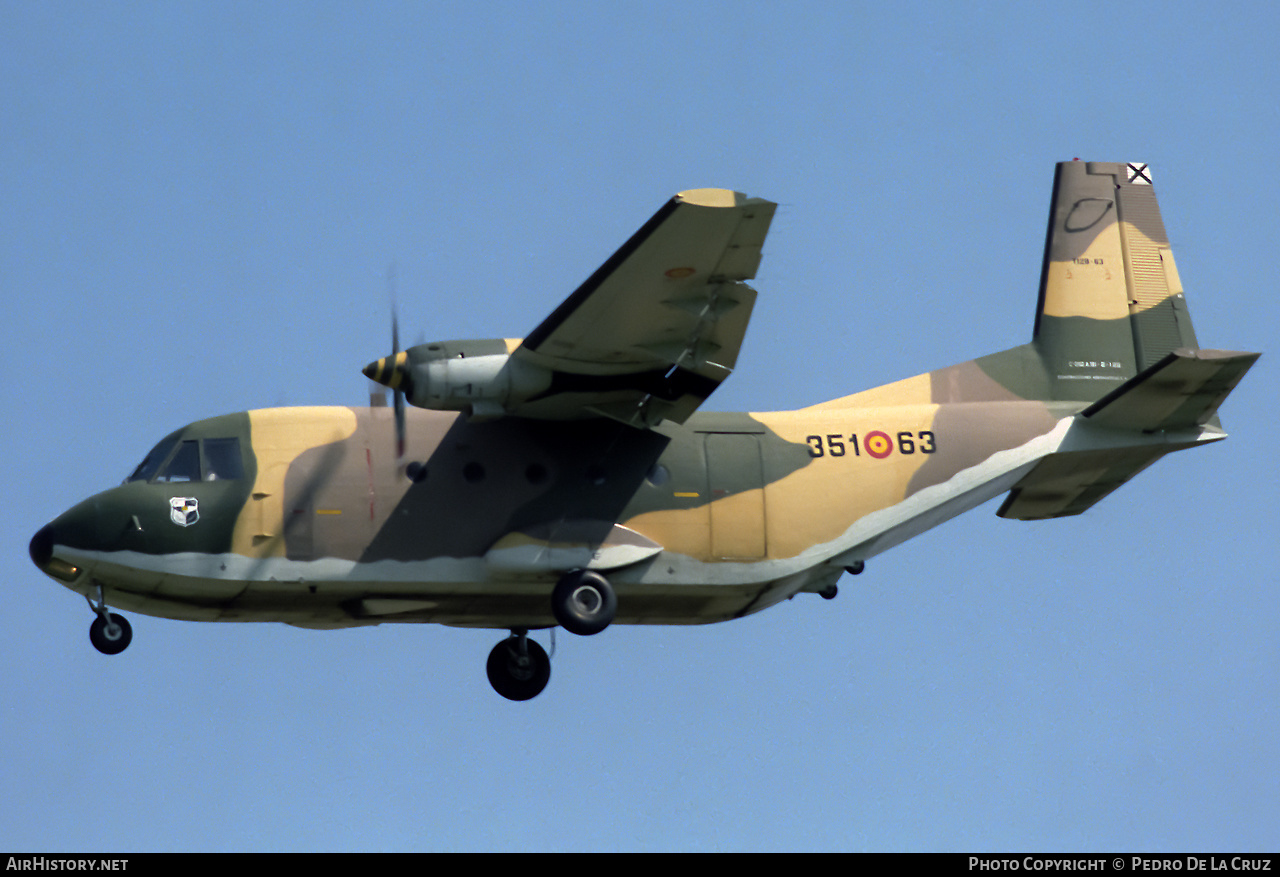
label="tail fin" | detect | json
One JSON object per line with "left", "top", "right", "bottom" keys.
{"left": 991, "top": 163, "right": 1260, "bottom": 521}
{"left": 1032, "top": 161, "right": 1201, "bottom": 401}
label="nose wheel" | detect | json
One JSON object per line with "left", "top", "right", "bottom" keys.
{"left": 90, "top": 613, "right": 132, "bottom": 654}
{"left": 85, "top": 585, "right": 132, "bottom": 655}
{"left": 486, "top": 630, "right": 551, "bottom": 701}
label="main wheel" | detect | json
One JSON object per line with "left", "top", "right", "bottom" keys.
{"left": 552, "top": 569, "right": 617, "bottom": 636}
{"left": 89, "top": 613, "right": 132, "bottom": 655}
{"left": 486, "top": 636, "right": 551, "bottom": 701}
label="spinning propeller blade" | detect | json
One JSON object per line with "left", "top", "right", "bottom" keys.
{"left": 392, "top": 305, "right": 405, "bottom": 459}
{"left": 361, "top": 263, "right": 408, "bottom": 459}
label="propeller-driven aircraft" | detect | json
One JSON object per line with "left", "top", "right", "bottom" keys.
{"left": 30, "top": 161, "right": 1258, "bottom": 700}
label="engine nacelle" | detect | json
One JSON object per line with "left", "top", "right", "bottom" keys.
{"left": 408, "top": 350, "right": 553, "bottom": 417}
{"left": 365, "top": 338, "right": 552, "bottom": 419}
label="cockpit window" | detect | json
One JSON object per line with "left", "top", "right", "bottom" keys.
{"left": 155, "top": 440, "right": 201, "bottom": 483}
{"left": 126, "top": 435, "right": 180, "bottom": 483}
{"left": 203, "top": 437, "right": 244, "bottom": 481}
{"left": 127, "top": 435, "right": 246, "bottom": 483}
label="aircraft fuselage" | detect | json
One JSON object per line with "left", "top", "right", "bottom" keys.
{"left": 36, "top": 355, "right": 1220, "bottom": 635}
{"left": 31, "top": 378, "right": 1082, "bottom": 632}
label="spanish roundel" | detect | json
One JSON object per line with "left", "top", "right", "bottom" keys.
{"left": 864, "top": 431, "right": 893, "bottom": 459}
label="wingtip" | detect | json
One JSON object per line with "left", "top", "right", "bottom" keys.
{"left": 675, "top": 188, "right": 749, "bottom": 208}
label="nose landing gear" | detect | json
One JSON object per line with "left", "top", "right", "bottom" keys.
{"left": 85, "top": 584, "right": 132, "bottom": 655}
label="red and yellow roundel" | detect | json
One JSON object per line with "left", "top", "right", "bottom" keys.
{"left": 864, "top": 430, "right": 893, "bottom": 459}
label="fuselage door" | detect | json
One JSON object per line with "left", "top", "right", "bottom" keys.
{"left": 704, "top": 432, "right": 766, "bottom": 559}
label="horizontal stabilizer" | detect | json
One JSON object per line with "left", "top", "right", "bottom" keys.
{"left": 996, "top": 446, "right": 1167, "bottom": 520}
{"left": 1082, "top": 348, "right": 1259, "bottom": 432}
{"left": 999, "top": 348, "right": 1257, "bottom": 520}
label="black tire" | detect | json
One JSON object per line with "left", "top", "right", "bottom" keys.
{"left": 486, "top": 636, "right": 551, "bottom": 701}
{"left": 551, "top": 569, "right": 617, "bottom": 636}
{"left": 89, "top": 613, "right": 132, "bottom": 655}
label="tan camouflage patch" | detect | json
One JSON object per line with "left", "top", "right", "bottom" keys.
{"left": 231, "top": 407, "right": 358, "bottom": 557}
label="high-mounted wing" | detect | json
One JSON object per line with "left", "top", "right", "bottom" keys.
{"left": 510, "top": 188, "right": 776, "bottom": 427}
{"left": 362, "top": 189, "right": 776, "bottom": 428}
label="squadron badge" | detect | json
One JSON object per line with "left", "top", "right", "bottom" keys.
{"left": 169, "top": 497, "right": 199, "bottom": 527}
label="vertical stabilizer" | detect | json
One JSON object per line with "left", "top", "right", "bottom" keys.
{"left": 1032, "top": 161, "right": 1200, "bottom": 401}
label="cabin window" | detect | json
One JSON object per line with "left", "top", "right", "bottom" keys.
{"left": 203, "top": 437, "right": 244, "bottom": 480}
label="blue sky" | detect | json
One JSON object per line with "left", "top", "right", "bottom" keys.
{"left": 3, "top": 0, "right": 1277, "bottom": 852}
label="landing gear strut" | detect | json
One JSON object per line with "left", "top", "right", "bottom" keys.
{"left": 486, "top": 630, "right": 551, "bottom": 701}
{"left": 85, "top": 584, "right": 132, "bottom": 655}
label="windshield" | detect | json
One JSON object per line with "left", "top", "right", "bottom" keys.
{"left": 126, "top": 433, "right": 181, "bottom": 483}
{"left": 154, "top": 440, "right": 201, "bottom": 483}
{"left": 126, "top": 435, "right": 244, "bottom": 483}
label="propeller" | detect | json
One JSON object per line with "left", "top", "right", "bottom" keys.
{"left": 391, "top": 293, "right": 406, "bottom": 459}
{"left": 362, "top": 263, "right": 408, "bottom": 460}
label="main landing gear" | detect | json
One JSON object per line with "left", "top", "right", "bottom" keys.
{"left": 485, "top": 569, "right": 618, "bottom": 700}
{"left": 486, "top": 630, "right": 551, "bottom": 701}
{"left": 85, "top": 584, "right": 132, "bottom": 655}
{"left": 551, "top": 569, "right": 616, "bottom": 636}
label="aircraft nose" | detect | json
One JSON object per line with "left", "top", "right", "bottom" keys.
{"left": 29, "top": 522, "right": 81, "bottom": 583}
{"left": 29, "top": 524, "right": 54, "bottom": 569}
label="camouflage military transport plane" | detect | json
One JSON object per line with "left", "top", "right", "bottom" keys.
{"left": 30, "top": 162, "right": 1258, "bottom": 700}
